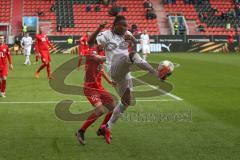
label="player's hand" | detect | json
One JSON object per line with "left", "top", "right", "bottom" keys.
{"left": 99, "top": 21, "right": 107, "bottom": 29}
{"left": 52, "top": 47, "right": 56, "bottom": 52}
{"left": 9, "top": 64, "right": 13, "bottom": 70}
{"left": 124, "top": 34, "right": 136, "bottom": 42}
{"left": 110, "top": 81, "right": 117, "bottom": 87}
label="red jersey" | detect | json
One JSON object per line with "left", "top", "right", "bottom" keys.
{"left": 80, "top": 35, "right": 89, "bottom": 50}
{"left": 35, "top": 33, "right": 53, "bottom": 53}
{"left": 0, "top": 44, "right": 12, "bottom": 70}
{"left": 95, "top": 49, "right": 105, "bottom": 88}
{"left": 228, "top": 34, "right": 234, "bottom": 44}
{"left": 84, "top": 48, "right": 105, "bottom": 89}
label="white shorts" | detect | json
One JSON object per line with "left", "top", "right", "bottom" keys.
{"left": 142, "top": 45, "right": 150, "bottom": 54}
{"left": 109, "top": 55, "right": 133, "bottom": 97}
{"left": 24, "top": 47, "right": 31, "bottom": 56}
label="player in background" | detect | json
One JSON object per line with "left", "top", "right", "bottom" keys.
{"left": 223, "top": 30, "right": 235, "bottom": 53}
{"left": 88, "top": 16, "right": 167, "bottom": 144}
{"left": 21, "top": 33, "right": 33, "bottom": 65}
{"left": 0, "top": 35, "right": 13, "bottom": 98}
{"left": 140, "top": 29, "right": 150, "bottom": 61}
{"left": 77, "top": 31, "right": 90, "bottom": 70}
{"left": 35, "top": 28, "right": 55, "bottom": 79}
{"left": 76, "top": 44, "right": 116, "bottom": 145}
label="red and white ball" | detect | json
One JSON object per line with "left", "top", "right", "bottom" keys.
{"left": 158, "top": 60, "right": 174, "bottom": 80}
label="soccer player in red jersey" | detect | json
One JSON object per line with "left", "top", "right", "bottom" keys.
{"left": 0, "top": 35, "right": 13, "bottom": 98}
{"left": 77, "top": 31, "right": 90, "bottom": 70}
{"left": 76, "top": 44, "right": 116, "bottom": 145}
{"left": 35, "top": 28, "right": 55, "bottom": 79}
{"left": 223, "top": 30, "right": 235, "bottom": 53}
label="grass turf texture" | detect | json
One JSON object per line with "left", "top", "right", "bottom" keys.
{"left": 0, "top": 53, "right": 240, "bottom": 160}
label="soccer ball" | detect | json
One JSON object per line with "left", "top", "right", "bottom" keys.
{"left": 158, "top": 60, "right": 174, "bottom": 80}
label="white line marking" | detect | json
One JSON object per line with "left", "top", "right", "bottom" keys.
{"left": 133, "top": 77, "right": 183, "bottom": 101}
{"left": 0, "top": 99, "right": 177, "bottom": 104}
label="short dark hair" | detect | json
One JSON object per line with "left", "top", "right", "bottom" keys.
{"left": 113, "top": 15, "right": 126, "bottom": 26}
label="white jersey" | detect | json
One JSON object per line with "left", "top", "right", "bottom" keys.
{"left": 21, "top": 36, "right": 33, "bottom": 48}
{"left": 96, "top": 30, "right": 133, "bottom": 95}
{"left": 96, "top": 30, "right": 132, "bottom": 68}
{"left": 140, "top": 34, "right": 150, "bottom": 46}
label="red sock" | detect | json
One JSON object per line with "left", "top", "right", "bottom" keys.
{"left": 1, "top": 80, "right": 6, "bottom": 93}
{"left": 0, "top": 80, "right": 2, "bottom": 91}
{"left": 80, "top": 112, "right": 99, "bottom": 132}
{"left": 37, "top": 63, "right": 46, "bottom": 73}
{"left": 46, "top": 63, "right": 51, "bottom": 77}
{"left": 101, "top": 112, "right": 113, "bottom": 125}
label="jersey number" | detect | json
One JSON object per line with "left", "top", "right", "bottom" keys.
{"left": 0, "top": 52, "right": 4, "bottom": 58}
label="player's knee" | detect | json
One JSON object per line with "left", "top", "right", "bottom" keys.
{"left": 105, "top": 102, "right": 116, "bottom": 111}
{"left": 121, "top": 98, "right": 130, "bottom": 106}
{"left": 2, "top": 76, "right": 7, "bottom": 80}
{"left": 95, "top": 104, "right": 105, "bottom": 116}
{"left": 121, "top": 89, "right": 131, "bottom": 106}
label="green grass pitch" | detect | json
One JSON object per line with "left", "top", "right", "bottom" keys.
{"left": 0, "top": 53, "right": 240, "bottom": 160}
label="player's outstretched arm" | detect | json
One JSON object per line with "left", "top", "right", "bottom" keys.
{"left": 88, "top": 22, "right": 107, "bottom": 47}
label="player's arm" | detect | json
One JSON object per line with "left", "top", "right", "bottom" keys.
{"left": 6, "top": 47, "right": 13, "bottom": 70}
{"left": 88, "top": 22, "right": 107, "bottom": 47}
{"left": 124, "top": 32, "right": 138, "bottom": 44}
{"left": 30, "top": 37, "right": 33, "bottom": 45}
{"left": 102, "top": 70, "right": 116, "bottom": 87}
{"left": 86, "top": 54, "right": 106, "bottom": 62}
{"left": 80, "top": 38, "right": 85, "bottom": 45}
{"left": 46, "top": 37, "right": 55, "bottom": 50}
{"left": 20, "top": 38, "right": 24, "bottom": 48}
{"left": 140, "top": 36, "right": 143, "bottom": 45}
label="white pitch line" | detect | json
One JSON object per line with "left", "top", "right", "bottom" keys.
{"left": 0, "top": 99, "right": 177, "bottom": 104}
{"left": 133, "top": 77, "right": 183, "bottom": 101}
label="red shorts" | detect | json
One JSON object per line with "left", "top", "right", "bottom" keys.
{"left": 0, "top": 66, "right": 8, "bottom": 78}
{"left": 84, "top": 83, "right": 114, "bottom": 106}
{"left": 41, "top": 53, "right": 51, "bottom": 64}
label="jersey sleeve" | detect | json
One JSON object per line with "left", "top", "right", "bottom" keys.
{"left": 96, "top": 31, "right": 108, "bottom": 48}
{"left": 30, "top": 37, "right": 33, "bottom": 45}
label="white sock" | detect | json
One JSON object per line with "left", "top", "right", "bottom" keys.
{"left": 132, "top": 53, "right": 156, "bottom": 75}
{"left": 107, "top": 102, "right": 126, "bottom": 129}
{"left": 27, "top": 56, "right": 31, "bottom": 65}
{"left": 24, "top": 56, "right": 27, "bottom": 64}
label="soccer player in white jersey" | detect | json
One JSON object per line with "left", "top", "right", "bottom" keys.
{"left": 21, "top": 33, "right": 33, "bottom": 65}
{"left": 140, "top": 29, "right": 150, "bottom": 61}
{"left": 88, "top": 16, "right": 168, "bottom": 144}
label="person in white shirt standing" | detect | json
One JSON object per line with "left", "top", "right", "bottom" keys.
{"left": 21, "top": 33, "right": 33, "bottom": 65}
{"left": 140, "top": 30, "right": 150, "bottom": 61}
